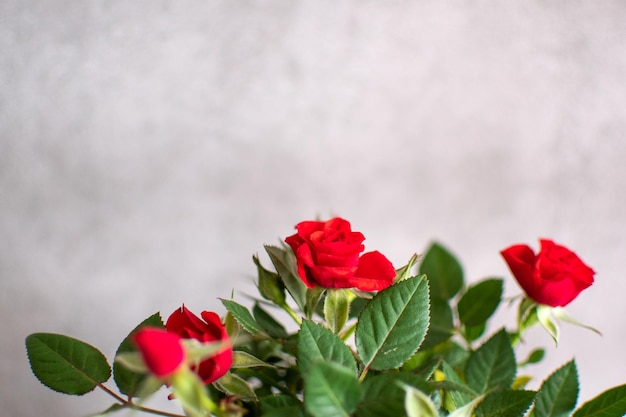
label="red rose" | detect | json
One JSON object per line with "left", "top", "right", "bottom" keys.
{"left": 285, "top": 217, "right": 396, "bottom": 291}
{"left": 134, "top": 328, "right": 186, "bottom": 378}
{"left": 165, "top": 306, "right": 232, "bottom": 384}
{"left": 501, "top": 239, "right": 595, "bottom": 307}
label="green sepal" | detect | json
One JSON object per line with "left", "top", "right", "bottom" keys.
{"left": 324, "top": 288, "right": 353, "bottom": 334}
{"left": 25, "top": 333, "right": 111, "bottom": 396}
{"left": 537, "top": 305, "right": 560, "bottom": 345}
{"left": 395, "top": 253, "right": 419, "bottom": 282}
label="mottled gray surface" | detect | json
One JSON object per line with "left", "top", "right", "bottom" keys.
{"left": 2, "top": 1, "right": 626, "bottom": 416}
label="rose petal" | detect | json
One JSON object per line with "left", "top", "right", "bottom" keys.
{"left": 134, "top": 328, "right": 185, "bottom": 377}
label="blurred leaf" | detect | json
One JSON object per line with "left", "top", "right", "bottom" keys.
{"left": 421, "top": 298, "right": 454, "bottom": 350}
{"left": 26, "top": 333, "right": 111, "bottom": 395}
{"left": 113, "top": 312, "right": 163, "bottom": 396}
{"left": 419, "top": 242, "right": 463, "bottom": 300}
{"left": 231, "top": 351, "right": 274, "bottom": 369}
{"left": 475, "top": 389, "right": 536, "bottom": 417}
{"left": 254, "top": 254, "right": 286, "bottom": 305}
{"left": 261, "top": 395, "right": 306, "bottom": 417}
{"left": 533, "top": 360, "right": 579, "bottom": 417}
{"left": 441, "top": 361, "right": 473, "bottom": 407}
{"left": 86, "top": 404, "right": 127, "bottom": 417}
{"left": 465, "top": 329, "right": 516, "bottom": 394}
{"left": 356, "top": 276, "right": 430, "bottom": 371}
{"left": 457, "top": 279, "right": 503, "bottom": 327}
{"left": 520, "top": 348, "right": 545, "bottom": 367}
{"left": 572, "top": 383, "right": 626, "bottom": 417}
{"left": 253, "top": 303, "right": 288, "bottom": 338}
{"left": 464, "top": 323, "right": 486, "bottom": 342}
{"left": 214, "top": 371, "right": 257, "bottom": 401}
{"left": 304, "top": 362, "right": 361, "bottom": 417}
{"left": 265, "top": 245, "right": 307, "bottom": 312}
{"left": 298, "top": 320, "right": 357, "bottom": 375}
{"left": 221, "top": 299, "right": 266, "bottom": 336}
{"left": 356, "top": 373, "right": 433, "bottom": 417}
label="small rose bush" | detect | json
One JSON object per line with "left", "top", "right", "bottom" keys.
{"left": 25, "top": 217, "right": 626, "bottom": 417}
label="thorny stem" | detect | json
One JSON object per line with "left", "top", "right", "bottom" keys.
{"left": 97, "top": 383, "right": 186, "bottom": 417}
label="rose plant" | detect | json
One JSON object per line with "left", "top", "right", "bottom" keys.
{"left": 25, "top": 217, "right": 626, "bottom": 417}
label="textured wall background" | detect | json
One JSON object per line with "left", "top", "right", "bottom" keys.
{"left": 2, "top": 1, "right": 626, "bottom": 416}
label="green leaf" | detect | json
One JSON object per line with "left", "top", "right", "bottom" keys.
{"left": 402, "top": 383, "right": 438, "bottom": 417}
{"left": 254, "top": 254, "right": 287, "bottom": 305}
{"left": 419, "top": 242, "right": 464, "bottom": 300}
{"left": 572, "top": 383, "right": 626, "bottom": 417}
{"left": 465, "top": 329, "right": 516, "bottom": 394}
{"left": 304, "top": 362, "right": 361, "bottom": 417}
{"left": 441, "top": 361, "right": 473, "bottom": 407}
{"left": 253, "top": 303, "right": 288, "bottom": 338}
{"left": 298, "top": 320, "right": 357, "bottom": 375}
{"left": 457, "top": 278, "right": 503, "bottom": 327}
{"left": 533, "top": 360, "right": 579, "bottom": 417}
{"left": 265, "top": 245, "right": 308, "bottom": 312}
{"left": 113, "top": 312, "right": 164, "bottom": 396}
{"left": 25, "top": 333, "right": 111, "bottom": 395}
{"left": 449, "top": 394, "right": 486, "bottom": 417}
{"left": 475, "top": 389, "right": 537, "bottom": 417}
{"left": 213, "top": 371, "right": 257, "bottom": 401}
{"left": 356, "top": 373, "right": 433, "bottom": 417}
{"left": 520, "top": 348, "right": 545, "bottom": 367}
{"left": 356, "top": 275, "right": 430, "bottom": 371}
{"left": 421, "top": 297, "right": 454, "bottom": 350}
{"left": 231, "top": 351, "right": 275, "bottom": 369}
{"left": 221, "top": 299, "right": 266, "bottom": 336}
{"left": 261, "top": 395, "right": 306, "bottom": 417}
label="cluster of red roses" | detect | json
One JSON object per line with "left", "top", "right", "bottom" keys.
{"left": 134, "top": 217, "right": 595, "bottom": 384}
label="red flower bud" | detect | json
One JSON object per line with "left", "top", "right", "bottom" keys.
{"left": 166, "top": 306, "right": 232, "bottom": 384}
{"left": 501, "top": 239, "right": 595, "bottom": 307}
{"left": 134, "top": 328, "right": 186, "bottom": 378}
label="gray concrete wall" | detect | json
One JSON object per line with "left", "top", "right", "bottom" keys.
{"left": 2, "top": 1, "right": 626, "bottom": 415}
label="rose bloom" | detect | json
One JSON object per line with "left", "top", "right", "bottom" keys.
{"left": 165, "top": 306, "right": 232, "bottom": 384}
{"left": 501, "top": 239, "right": 595, "bottom": 307}
{"left": 285, "top": 217, "right": 396, "bottom": 291}
{"left": 134, "top": 328, "right": 186, "bottom": 378}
